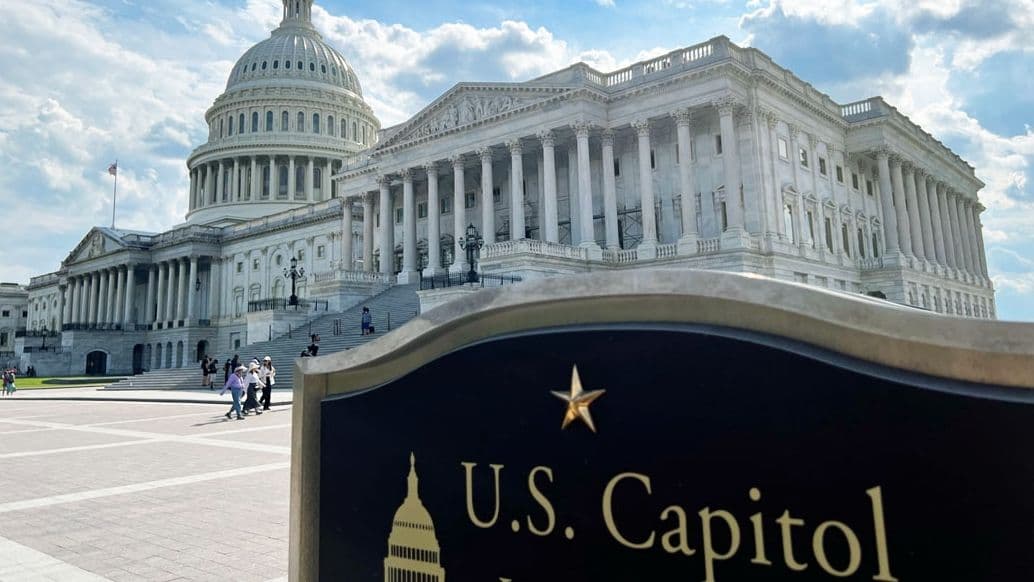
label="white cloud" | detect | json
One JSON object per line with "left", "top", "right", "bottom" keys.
{"left": 595, "top": 0, "right": 616, "bottom": 6}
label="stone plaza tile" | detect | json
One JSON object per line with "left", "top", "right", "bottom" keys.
{"left": 102, "top": 405, "right": 292, "bottom": 437}
{"left": 0, "top": 428, "right": 138, "bottom": 455}
{"left": 199, "top": 424, "right": 292, "bottom": 447}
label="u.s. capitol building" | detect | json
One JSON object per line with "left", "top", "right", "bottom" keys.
{"left": 14, "top": 0, "right": 993, "bottom": 376}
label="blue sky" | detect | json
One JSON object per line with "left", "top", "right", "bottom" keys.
{"left": 0, "top": 0, "right": 1031, "bottom": 319}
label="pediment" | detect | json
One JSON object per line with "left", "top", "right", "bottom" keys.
{"left": 377, "top": 84, "right": 572, "bottom": 150}
{"left": 65, "top": 228, "right": 126, "bottom": 266}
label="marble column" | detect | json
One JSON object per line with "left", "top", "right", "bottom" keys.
{"left": 209, "top": 258, "right": 222, "bottom": 321}
{"left": 450, "top": 156, "right": 468, "bottom": 272}
{"left": 889, "top": 157, "right": 913, "bottom": 258}
{"left": 216, "top": 161, "right": 225, "bottom": 203}
{"left": 573, "top": 123, "right": 598, "bottom": 251}
{"left": 508, "top": 140, "right": 526, "bottom": 241}
{"left": 187, "top": 256, "right": 198, "bottom": 322}
{"left": 926, "top": 176, "right": 947, "bottom": 267}
{"left": 89, "top": 273, "right": 100, "bottom": 325}
{"left": 790, "top": 126, "right": 808, "bottom": 246}
{"left": 269, "top": 158, "right": 278, "bottom": 199}
{"left": 600, "top": 129, "right": 619, "bottom": 250}
{"left": 425, "top": 163, "right": 442, "bottom": 275}
{"left": 479, "top": 147, "right": 495, "bottom": 244}
{"left": 112, "top": 267, "right": 124, "bottom": 326}
{"left": 146, "top": 266, "right": 157, "bottom": 325}
{"left": 58, "top": 284, "right": 68, "bottom": 328}
{"left": 342, "top": 199, "right": 354, "bottom": 270}
{"left": 305, "top": 157, "right": 315, "bottom": 201}
{"left": 250, "top": 157, "right": 259, "bottom": 200}
{"left": 874, "top": 158, "right": 897, "bottom": 256}
{"left": 716, "top": 99, "right": 745, "bottom": 241}
{"left": 946, "top": 190, "right": 965, "bottom": 274}
{"left": 936, "top": 183, "right": 957, "bottom": 269}
{"left": 915, "top": 171, "right": 936, "bottom": 264}
{"left": 232, "top": 158, "right": 241, "bottom": 201}
{"left": 123, "top": 265, "right": 135, "bottom": 327}
{"left": 288, "top": 156, "right": 296, "bottom": 200}
{"left": 189, "top": 170, "right": 197, "bottom": 210}
{"left": 165, "top": 260, "right": 177, "bottom": 325}
{"left": 903, "top": 164, "right": 925, "bottom": 260}
{"left": 323, "top": 160, "right": 332, "bottom": 201}
{"left": 69, "top": 278, "right": 79, "bottom": 325}
{"left": 633, "top": 119, "right": 658, "bottom": 255}
{"left": 954, "top": 193, "right": 974, "bottom": 275}
{"left": 97, "top": 270, "right": 109, "bottom": 326}
{"left": 674, "top": 109, "right": 698, "bottom": 251}
{"left": 538, "top": 132, "right": 559, "bottom": 244}
{"left": 378, "top": 177, "right": 394, "bottom": 277}
{"left": 399, "top": 169, "right": 418, "bottom": 283}
{"left": 363, "top": 192, "right": 375, "bottom": 272}
{"left": 973, "top": 205, "right": 989, "bottom": 278}
{"left": 963, "top": 199, "right": 981, "bottom": 277}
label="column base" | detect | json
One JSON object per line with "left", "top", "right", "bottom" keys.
{"left": 422, "top": 266, "right": 445, "bottom": 278}
{"left": 449, "top": 262, "right": 470, "bottom": 275}
{"left": 396, "top": 270, "right": 421, "bottom": 285}
{"left": 720, "top": 228, "right": 750, "bottom": 250}
{"left": 579, "top": 241, "right": 604, "bottom": 261}
{"left": 677, "top": 235, "right": 699, "bottom": 256}
{"left": 637, "top": 241, "right": 658, "bottom": 260}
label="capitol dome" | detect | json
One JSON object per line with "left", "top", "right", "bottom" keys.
{"left": 384, "top": 453, "right": 446, "bottom": 582}
{"left": 185, "top": 0, "right": 379, "bottom": 226}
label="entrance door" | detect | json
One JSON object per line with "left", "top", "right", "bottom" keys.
{"left": 196, "top": 340, "right": 208, "bottom": 363}
{"left": 85, "top": 351, "right": 108, "bottom": 375}
{"left": 132, "top": 344, "right": 144, "bottom": 375}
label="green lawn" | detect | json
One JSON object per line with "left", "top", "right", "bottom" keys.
{"left": 9, "top": 376, "right": 125, "bottom": 390}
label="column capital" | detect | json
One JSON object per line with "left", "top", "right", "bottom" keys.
{"left": 914, "top": 166, "right": 929, "bottom": 179}
{"left": 423, "top": 162, "right": 440, "bottom": 176}
{"left": 761, "top": 108, "right": 779, "bottom": 129}
{"left": 631, "top": 118, "right": 651, "bottom": 137}
{"left": 400, "top": 168, "right": 413, "bottom": 183}
{"left": 672, "top": 108, "right": 693, "bottom": 127}
{"left": 900, "top": 159, "right": 915, "bottom": 173}
{"left": 449, "top": 154, "right": 466, "bottom": 168}
{"left": 600, "top": 128, "right": 616, "bottom": 147}
{"left": 573, "top": 120, "right": 594, "bottom": 138}
{"left": 712, "top": 95, "right": 740, "bottom": 116}
{"left": 788, "top": 123, "right": 801, "bottom": 140}
{"left": 537, "top": 130, "right": 555, "bottom": 148}
{"left": 375, "top": 175, "right": 389, "bottom": 187}
{"left": 362, "top": 191, "right": 376, "bottom": 204}
{"left": 506, "top": 139, "right": 523, "bottom": 155}
{"left": 477, "top": 146, "right": 493, "bottom": 162}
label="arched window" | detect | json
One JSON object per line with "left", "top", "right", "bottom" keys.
{"left": 295, "top": 165, "right": 305, "bottom": 198}
{"left": 266, "top": 111, "right": 273, "bottom": 131}
{"left": 238, "top": 113, "right": 244, "bottom": 135}
{"left": 309, "top": 62, "right": 315, "bottom": 72}
{"left": 321, "top": 64, "right": 327, "bottom": 74}
{"left": 262, "top": 60, "right": 267, "bottom": 70}
{"left": 286, "top": 60, "right": 291, "bottom": 69}
{"left": 297, "top": 60, "right": 303, "bottom": 70}
{"left": 352, "top": 121, "right": 357, "bottom": 141}
{"left": 250, "top": 63, "right": 256, "bottom": 72}
{"left": 281, "top": 111, "right": 289, "bottom": 131}
{"left": 312, "top": 113, "right": 320, "bottom": 134}
{"left": 262, "top": 166, "right": 270, "bottom": 198}
{"left": 857, "top": 228, "right": 866, "bottom": 258}
{"left": 871, "top": 233, "right": 880, "bottom": 258}
{"left": 783, "top": 205, "right": 795, "bottom": 244}
{"left": 251, "top": 112, "right": 258, "bottom": 133}
{"left": 314, "top": 168, "right": 322, "bottom": 195}
{"left": 278, "top": 165, "right": 289, "bottom": 198}
{"left": 341, "top": 119, "right": 347, "bottom": 138}
{"left": 219, "top": 118, "right": 224, "bottom": 138}
{"left": 228, "top": 115, "right": 234, "bottom": 136}
{"left": 362, "top": 124, "right": 367, "bottom": 144}
{"left": 328, "top": 115, "right": 335, "bottom": 136}
{"left": 297, "top": 112, "right": 305, "bottom": 132}
{"left": 841, "top": 223, "right": 850, "bottom": 257}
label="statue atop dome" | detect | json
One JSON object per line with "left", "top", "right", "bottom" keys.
{"left": 279, "top": 0, "right": 315, "bottom": 30}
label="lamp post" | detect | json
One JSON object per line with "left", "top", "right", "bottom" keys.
{"left": 283, "top": 256, "right": 306, "bottom": 307}
{"left": 41, "top": 324, "right": 47, "bottom": 351}
{"left": 458, "top": 223, "right": 484, "bottom": 284}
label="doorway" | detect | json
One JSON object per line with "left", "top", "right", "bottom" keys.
{"left": 85, "top": 351, "right": 108, "bottom": 375}
{"left": 196, "top": 340, "right": 208, "bottom": 363}
{"left": 132, "top": 344, "right": 144, "bottom": 375}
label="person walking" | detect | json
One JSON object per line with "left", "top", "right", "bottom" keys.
{"left": 242, "top": 363, "right": 264, "bottom": 416}
{"left": 207, "top": 358, "right": 219, "bottom": 390}
{"left": 361, "top": 307, "right": 372, "bottom": 336}
{"left": 2, "top": 369, "right": 9, "bottom": 397}
{"left": 220, "top": 365, "right": 246, "bottom": 420}
{"left": 260, "top": 356, "right": 276, "bottom": 410}
{"left": 200, "top": 355, "right": 210, "bottom": 388}
{"left": 5, "top": 369, "right": 15, "bottom": 396}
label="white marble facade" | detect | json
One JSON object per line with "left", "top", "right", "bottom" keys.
{"left": 18, "top": 3, "right": 996, "bottom": 376}
{"left": 338, "top": 35, "right": 994, "bottom": 319}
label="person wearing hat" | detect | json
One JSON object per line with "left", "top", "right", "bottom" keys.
{"left": 242, "top": 362, "right": 265, "bottom": 415}
{"left": 220, "top": 365, "right": 246, "bottom": 420}
{"left": 260, "top": 356, "right": 276, "bottom": 411}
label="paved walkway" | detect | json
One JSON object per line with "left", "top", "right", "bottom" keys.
{"left": 6, "top": 387, "right": 293, "bottom": 406}
{"left": 0, "top": 398, "right": 291, "bottom": 581}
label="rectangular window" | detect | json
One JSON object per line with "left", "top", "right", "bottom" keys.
{"left": 441, "top": 197, "right": 452, "bottom": 215}
{"left": 824, "top": 217, "right": 834, "bottom": 251}
{"left": 714, "top": 135, "right": 723, "bottom": 155}
{"left": 835, "top": 165, "right": 844, "bottom": 183}
{"left": 777, "top": 138, "right": 788, "bottom": 160}
{"left": 842, "top": 224, "right": 851, "bottom": 257}
{"left": 866, "top": 180, "right": 874, "bottom": 196}
{"left": 818, "top": 157, "right": 827, "bottom": 176}
{"left": 807, "top": 211, "right": 815, "bottom": 242}
{"left": 0, "top": 332, "right": 7, "bottom": 347}
{"left": 317, "top": 245, "right": 326, "bottom": 258}
{"left": 613, "top": 158, "right": 620, "bottom": 177}
{"left": 417, "top": 202, "right": 427, "bottom": 219}
{"left": 465, "top": 191, "right": 476, "bottom": 209}
{"left": 492, "top": 187, "right": 501, "bottom": 204}
{"left": 650, "top": 149, "right": 656, "bottom": 170}
{"left": 799, "top": 147, "right": 809, "bottom": 168}
{"left": 252, "top": 259, "right": 259, "bottom": 270}
{"left": 851, "top": 172, "right": 859, "bottom": 190}
{"left": 395, "top": 207, "right": 403, "bottom": 224}
{"left": 236, "top": 262, "right": 243, "bottom": 273}
{"left": 297, "top": 249, "right": 305, "bottom": 261}
{"left": 1, "top": 310, "right": 9, "bottom": 317}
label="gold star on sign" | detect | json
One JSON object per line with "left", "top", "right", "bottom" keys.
{"left": 551, "top": 365, "right": 606, "bottom": 433}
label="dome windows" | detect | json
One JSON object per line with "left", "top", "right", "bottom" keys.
{"left": 251, "top": 112, "right": 259, "bottom": 133}
{"left": 251, "top": 63, "right": 256, "bottom": 72}
{"left": 312, "top": 113, "right": 320, "bottom": 134}
{"left": 321, "top": 64, "right": 327, "bottom": 74}
{"left": 297, "top": 111, "right": 305, "bottom": 132}
{"left": 238, "top": 113, "right": 245, "bottom": 135}
{"left": 281, "top": 111, "right": 289, "bottom": 131}
{"left": 262, "top": 61, "right": 267, "bottom": 70}
{"left": 297, "top": 60, "right": 303, "bottom": 70}
{"left": 332, "top": 67, "right": 337, "bottom": 76}
{"left": 309, "top": 62, "right": 315, "bottom": 72}
{"left": 273, "top": 60, "right": 279, "bottom": 69}
{"left": 285, "top": 60, "right": 291, "bottom": 69}
{"left": 266, "top": 111, "right": 274, "bottom": 131}
{"left": 228, "top": 116, "right": 234, "bottom": 136}
{"left": 328, "top": 115, "right": 334, "bottom": 136}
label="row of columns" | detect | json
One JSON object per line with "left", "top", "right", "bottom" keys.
{"left": 189, "top": 156, "right": 336, "bottom": 210}
{"left": 875, "top": 150, "right": 988, "bottom": 278}
{"left": 63, "top": 265, "right": 136, "bottom": 328}
{"left": 143, "top": 257, "right": 200, "bottom": 328}
{"left": 346, "top": 101, "right": 747, "bottom": 276}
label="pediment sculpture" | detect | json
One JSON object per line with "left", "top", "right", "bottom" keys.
{"left": 407, "top": 93, "right": 528, "bottom": 140}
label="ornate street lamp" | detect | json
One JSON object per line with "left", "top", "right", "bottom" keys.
{"left": 283, "top": 256, "right": 306, "bottom": 307}
{"left": 41, "top": 324, "right": 48, "bottom": 351}
{"left": 458, "top": 223, "right": 484, "bottom": 283}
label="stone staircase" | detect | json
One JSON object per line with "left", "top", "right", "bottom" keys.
{"left": 104, "top": 284, "right": 421, "bottom": 391}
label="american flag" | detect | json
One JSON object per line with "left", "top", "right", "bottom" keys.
{"left": 108, "top": 162, "right": 118, "bottom": 176}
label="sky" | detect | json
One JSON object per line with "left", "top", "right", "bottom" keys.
{"left": 0, "top": 0, "right": 1031, "bottom": 320}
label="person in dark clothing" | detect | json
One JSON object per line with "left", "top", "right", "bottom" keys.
{"left": 207, "top": 359, "right": 219, "bottom": 389}
{"left": 242, "top": 363, "right": 264, "bottom": 415}
{"left": 308, "top": 334, "right": 320, "bottom": 356}
{"left": 361, "top": 307, "right": 372, "bottom": 335}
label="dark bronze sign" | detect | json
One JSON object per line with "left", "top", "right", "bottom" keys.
{"left": 318, "top": 325, "right": 1034, "bottom": 581}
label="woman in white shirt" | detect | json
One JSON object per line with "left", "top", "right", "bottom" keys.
{"left": 242, "top": 363, "right": 264, "bottom": 415}
{"left": 260, "top": 356, "right": 276, "bottom": 411}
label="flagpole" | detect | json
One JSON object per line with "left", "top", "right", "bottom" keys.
{"left": 111, "top": 159, "right": 118, "bottom": 229}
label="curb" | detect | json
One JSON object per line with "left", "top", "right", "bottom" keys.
{"left": 4, "top": 396, "right": 294, "bottom": 406}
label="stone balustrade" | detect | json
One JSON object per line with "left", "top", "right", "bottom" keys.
{"left": 697, "top": 238, "right": 721, "bottom": 254}
{"left": 312, "top": 269, "right": 393, "bottom": 285}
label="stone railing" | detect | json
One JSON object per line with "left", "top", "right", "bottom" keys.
{"left": 697, "top": 238, "right": 721, "bottom": 254}
{"left": 28, "top": 272, "right": 61, "bottom": 289}
{"left": 222, "top": 198, "right": 342, "bottom": 238}
{"left": 481, "top": 239, "right": 589, "bottom": 261}
{"left": 312, "top": 269, "right": 393, "bottom": 285}
{"left": 656, "top": 243, "right": 678, "bottom": 259}
{"left": 189, "top": 133, "right": 354, "bottom": 161}
{"left": 841, "top": 98, "right": 886, "bottom": 122}
{"left": 858, "top": 257, "right": 885, "bottom": 271}
{"left": 592, "top": 37, "right": 721, "bottom": 89}
{"left": 601, "top": 248, "right": 638, "bottom": 264}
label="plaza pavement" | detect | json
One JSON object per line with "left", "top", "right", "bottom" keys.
{"left": 0, "top": 393, "right": 292, "bottom": 581}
